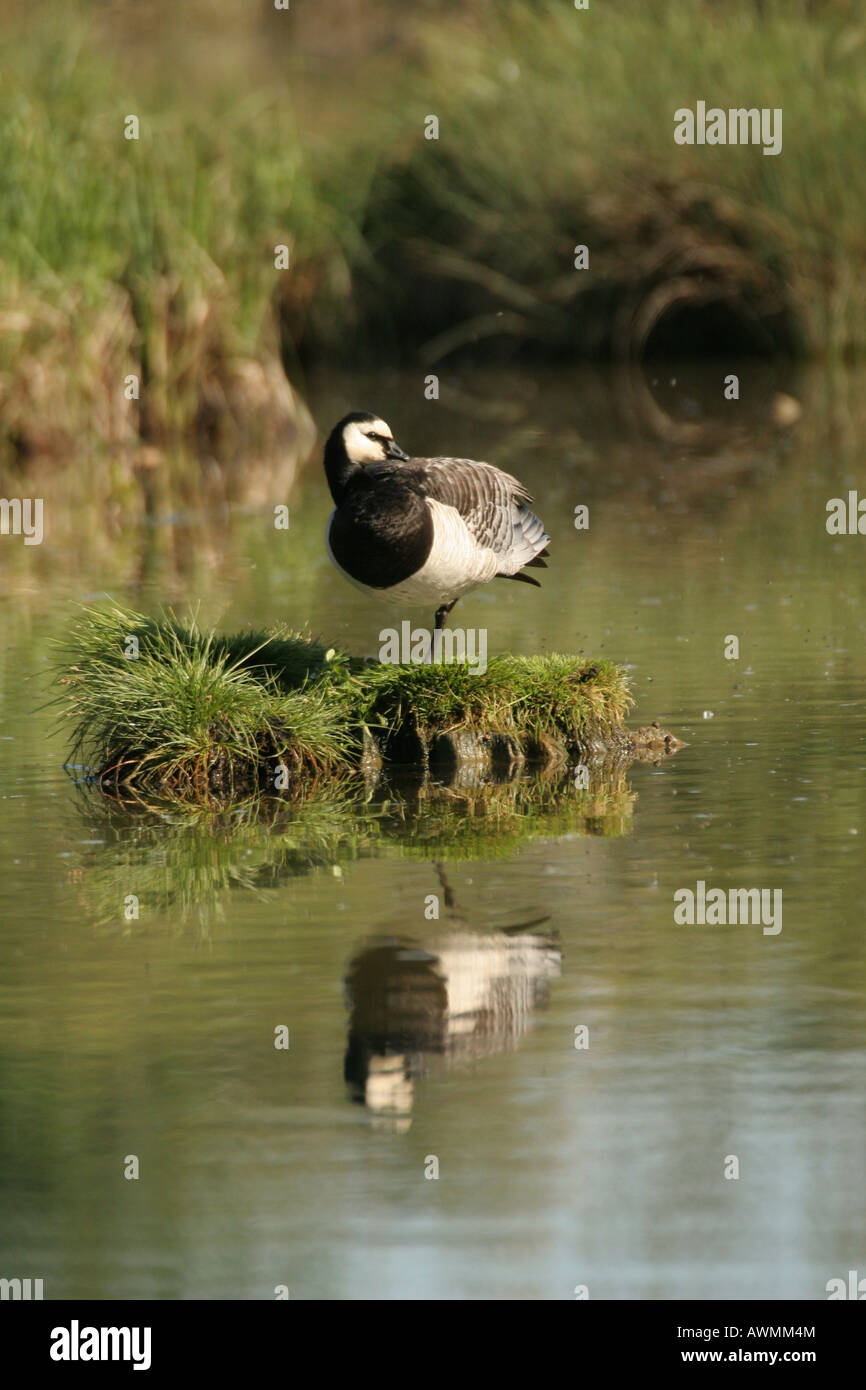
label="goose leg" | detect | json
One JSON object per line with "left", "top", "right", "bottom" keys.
{"left": 434, "top": 600, "right": 458, "bottom": 632}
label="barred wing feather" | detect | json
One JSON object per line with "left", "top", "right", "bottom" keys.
{"left": 411, "top": 457, "right": 549, "bottom": 574}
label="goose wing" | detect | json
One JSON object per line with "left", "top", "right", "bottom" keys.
{"left": 405, "top": 456, "right": 550, "bottom": 575}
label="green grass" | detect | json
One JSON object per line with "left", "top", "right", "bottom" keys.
{"left": 57, "top": 606, "right": 359, "bottom": 798}
{"left": 360, "top": 654, "right": 631, "bottom": 748}
{"left": 0, "top": 4, "right": 333, "bottom": 462}
{"left": 55, "top": 604, "right": 633, "bottom": 803}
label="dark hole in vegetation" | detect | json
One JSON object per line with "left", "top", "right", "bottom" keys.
{"left": 642, "top": 295, "right": 783, "bottom": 360}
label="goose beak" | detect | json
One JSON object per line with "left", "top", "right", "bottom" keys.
{"left": 385, "top": 439, "right": 410, "bottom": 461}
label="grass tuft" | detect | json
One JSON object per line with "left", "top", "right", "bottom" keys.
{"left": 57, "top": 606, "right": 358, "bottom": 799}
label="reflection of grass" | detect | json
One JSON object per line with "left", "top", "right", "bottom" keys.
{"left": 71, "top": 783, "right": 380, "bottom": 933}
{"left": 55, "top": 605, "right": 631, "bottom": 803}
{"left": 70, "top": 764, "right": 634, "bottom": 930}
{"left": 376, "top": 765, "right": 636, "bottom": 860}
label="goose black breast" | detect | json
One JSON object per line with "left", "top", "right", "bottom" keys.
{"left": 329, "top": 468, "right": 434, "bottom": 588}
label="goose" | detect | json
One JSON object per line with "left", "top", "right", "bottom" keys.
{"left": 323, "top": 411, "right": 550, "bottom": 630}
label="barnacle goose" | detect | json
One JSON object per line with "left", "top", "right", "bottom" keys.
{"left": 324, "top": 411, "right": 550, "bottom": 630}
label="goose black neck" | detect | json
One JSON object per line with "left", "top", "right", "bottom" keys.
{"left": 324, "top": 430, "right": 362, "bottom": 505}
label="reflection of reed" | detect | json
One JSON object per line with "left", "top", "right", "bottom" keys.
{"left": 344, "top": 867, "right": 561, "bottom": 1123}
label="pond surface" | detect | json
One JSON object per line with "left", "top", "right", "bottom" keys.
{"left": 1, "top": 364, "right": 864, "bottom": 1299}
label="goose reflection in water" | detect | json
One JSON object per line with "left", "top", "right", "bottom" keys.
{"left": 343, "top": 865, "right": 561, "bottom": 1129}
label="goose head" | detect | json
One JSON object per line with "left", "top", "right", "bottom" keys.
{"left": 336, "top": 412, "right": 410, "bottom": 465}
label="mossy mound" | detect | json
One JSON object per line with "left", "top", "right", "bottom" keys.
{"left": 359, "top": 655, "right": 631, "bottom": 772}
{"left": 56, "top": 606, "right": 673, "bottom": 805}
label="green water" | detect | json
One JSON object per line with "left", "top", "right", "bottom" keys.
{"left": 1, "top": 365, "right": 864, "bottom": 1299}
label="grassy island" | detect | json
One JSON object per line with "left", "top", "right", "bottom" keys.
{"left": 55, "top": 606, "right": 679, "bottom": 804}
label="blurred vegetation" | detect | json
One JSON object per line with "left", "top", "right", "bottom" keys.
{"left": 0, "top": 0, "right": 326, "bottom": 470}
{"left": 353, "top": 0, "right": 865, "bottom": 365}
{"left": 0, "top": 0, "right": 863, "bottom": 479}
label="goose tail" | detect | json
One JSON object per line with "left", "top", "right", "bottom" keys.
{"left": 496, "top": 503, "right": 550, "bottom": 584}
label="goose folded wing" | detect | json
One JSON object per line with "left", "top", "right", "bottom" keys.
{"left": 408, "top": 457, "right": 548, "bottom": 572}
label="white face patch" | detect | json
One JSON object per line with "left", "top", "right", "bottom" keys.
{"left": 342, "top": 418, "right": 394, "bottom": 465}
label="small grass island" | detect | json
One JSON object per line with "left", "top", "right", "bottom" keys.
{"left": 56, "top": 606, "right": 681, "bottom": 804}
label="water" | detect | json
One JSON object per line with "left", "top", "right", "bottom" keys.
{"left": 1, "top": 364, "right": 864, "bottom": 1299}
